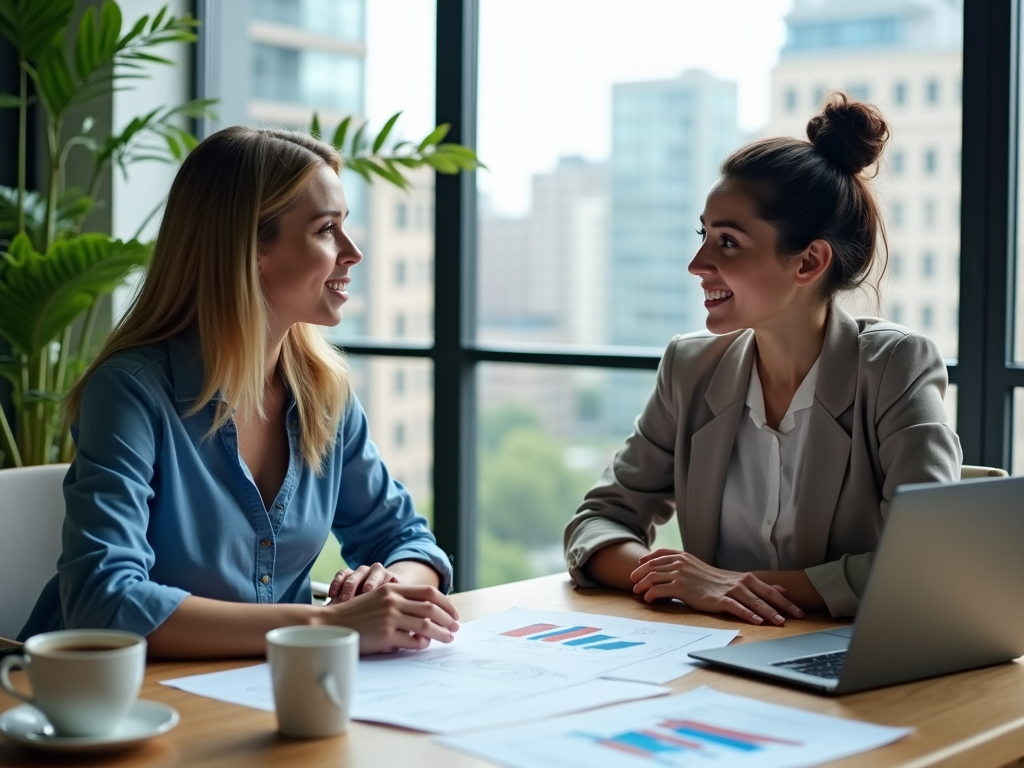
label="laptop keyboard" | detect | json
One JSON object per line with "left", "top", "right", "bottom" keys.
{"left": 770, "top": 650, "right": 847, "bottom": 680}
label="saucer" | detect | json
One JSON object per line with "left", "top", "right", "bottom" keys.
{"left": 0, "top": 699, "right": 179, "bottom": 752}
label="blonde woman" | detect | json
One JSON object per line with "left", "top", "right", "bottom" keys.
{"left": 19, "top": 127, "right": 459, "bottom": 657}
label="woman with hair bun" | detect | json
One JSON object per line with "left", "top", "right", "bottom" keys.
{"left": 565, "top": 94, "right": 962, "bottom": 622}
{"left": 19, "top": 126, "right": 459, "bottom": 656}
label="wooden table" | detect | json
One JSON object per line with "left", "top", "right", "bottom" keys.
{"left": 3, "top": 573, "right": 1024, "bottom": 767}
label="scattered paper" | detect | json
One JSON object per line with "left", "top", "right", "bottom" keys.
{"left": 160, "top": 661, "right": 670, "bottom": 734}
{"left": 161, "top": 608, "right": 739, "bottom": 733}
{"left": 438, "top": 686, "right": 913, "bottom": 768}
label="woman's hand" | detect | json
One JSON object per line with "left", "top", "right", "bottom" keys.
{"left": 323, "top": 583, "right": 460, "bottom": 654}
{"left": 329, "top": 563, "right": 400, "bottom": 603}
{"left": 630, "top": 548, "right": 804, "bottom": 626}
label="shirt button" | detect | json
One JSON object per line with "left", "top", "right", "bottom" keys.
{"left": 261, "top": 539, "right": 272, "bottom": 547}
{"left": 260, "top": 574, "right": 270, "bottom": 585}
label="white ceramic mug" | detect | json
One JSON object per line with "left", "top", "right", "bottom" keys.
{"left": 266, "top": 625, "right": 358, "bottom": 738}
{"left": 0, "top": 629, "right": 146, "bottom": 737}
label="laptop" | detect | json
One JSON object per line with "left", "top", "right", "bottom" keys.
{"left": 688, "top": 474, "right": 1024, "bottom": 694}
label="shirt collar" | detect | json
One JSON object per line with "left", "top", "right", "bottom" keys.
{"left": 745, "top": 354, "right": 821, "bottom": 433}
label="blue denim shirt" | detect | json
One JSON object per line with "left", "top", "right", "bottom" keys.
{"left": 19, "top": 331, "right": 451, "bottom": 640}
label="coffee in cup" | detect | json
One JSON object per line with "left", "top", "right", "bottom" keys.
{"left": 0, "top": 629, "right": 146, "bottom": 737}
{"left": 266, "top": 625, "right": 358, "bottom": 738}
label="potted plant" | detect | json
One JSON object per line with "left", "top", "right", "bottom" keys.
{"left": 0, "top": 0, "right": 481, "bottom": 469}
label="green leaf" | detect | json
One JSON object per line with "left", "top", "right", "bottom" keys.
{"left": 372, "top": 111, "right": 402, "bottom": 154}
{"left": 350, "top": 121, "right": 368, "bottom": 155}
{"left": 343, "top": 158, "right": 372, "bottom": 183}
{"left": 32, "top": 40, "right": 76, "bottom": 117}
{"left": 72, "top": 6, "right": 97, "bottom": 82}
{"left": 98, "top": 1, "right": 123, "bottom": 62}
{"left": 0, "top": 93, "right": 21, "bottom": 108}
{"left": 0, "top": 0, "right": 76, "bottom": 61}
{"left": 310, "top": 112, "right": 321, "bottom": 139}
{"left": 0, "top": 233, "right": 151, "bottom": 357}
{"left": 417, "top": 123, "right": 450, "bottom": 152}
{"left": 119, "top": 14, "right": 148, "bottom": 48}
{"left": 421, "top": 153, "right": 460, "bottom": 174}
{"left": 150, "top": 6, "right": 167, "bottom": 33}
{"left": 332, "top": 115, "right": 352, "bottom": 150}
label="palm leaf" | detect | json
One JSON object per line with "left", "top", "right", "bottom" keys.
{"left": 0, "top": 0, "right": 75, "bottom": 61}
{"left": 0, "top": 232, "right": 150, "bottom": 356}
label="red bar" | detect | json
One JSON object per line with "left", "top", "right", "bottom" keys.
{"left": 660, "top": 719, "right": 802, "bottom": 747}
{"left": 596, "top": 739, "right": 652, "bottom": 757}
{"left": 500, "top": 623, "right": 560, "bottom": 638}
{"left": 541, "top": 626, "right": 602, "bottom": 642}
{"left": 637, "top": 729, "right": 703, "bottom": 750}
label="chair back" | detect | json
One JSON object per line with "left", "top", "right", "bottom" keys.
{"left": 0, "top": 464, "right": 69, "bottom": 639}
{"left": 961, "top": 465, "right": 1009, "bottom": 480}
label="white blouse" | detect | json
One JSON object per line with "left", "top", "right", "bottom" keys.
{"left": 715, "top": 355, "right": 821, "bottom": 573}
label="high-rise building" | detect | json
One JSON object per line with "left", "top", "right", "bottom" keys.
{"left": 477, "top": 157, "right": 608, "bottom": 440}
{"left": 606, "top": 69, "right": 739, "bottom": 434}
{"left": 763, "top": 0, "right": 963, "bottom": 363}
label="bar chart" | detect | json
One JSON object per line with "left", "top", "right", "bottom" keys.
{"left": 500, "top": 622, "right": 646, "bottom": 651}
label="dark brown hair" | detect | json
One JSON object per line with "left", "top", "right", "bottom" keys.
{"left": 722, "top": 92, "right": 890, "bottom": 303}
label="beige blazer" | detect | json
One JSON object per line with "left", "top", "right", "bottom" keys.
{"left": 564, "top": 305, "right": 962, "bottom": 616}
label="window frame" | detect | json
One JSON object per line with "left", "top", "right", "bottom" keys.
{"left": 183, "top": 0, "right": 1020, "bottom": 591}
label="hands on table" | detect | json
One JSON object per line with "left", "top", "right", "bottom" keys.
{"left": 326, "top": 564, "right": 460, "bottom": 654}
{"left": 630, "top": 548, "right": 804, "bottom": 626}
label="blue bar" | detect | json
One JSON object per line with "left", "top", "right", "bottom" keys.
{"left": 563, "top": 634, "right": 616, "bottom": 646}
{"left": 672, "top": 727, "right": 761, "bottom": 752}
{"left": 587, "top": 641, "right": 646, "bottom": 651}
{"left": 610, "top": 731, "right": 681, "bottom": 754}
{"left": 528, "top": 625, "right": 589, "bottom": 641}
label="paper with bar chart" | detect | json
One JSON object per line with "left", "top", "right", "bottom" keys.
{"left": 454, "top": 608, "right": 738, "bottom": 684}
{"left": 439, "top": 686, "right": 913, "bottom": 768}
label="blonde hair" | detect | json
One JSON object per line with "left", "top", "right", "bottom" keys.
{"left": 66, "top": 126, "right": 351, "bottom": 471}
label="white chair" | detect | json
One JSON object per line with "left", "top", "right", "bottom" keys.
{"left": 961, "top": 465, "right": 1009, "bottom": 480}
{"left": 0, "top": 464, "right": 69, "bottom": 639}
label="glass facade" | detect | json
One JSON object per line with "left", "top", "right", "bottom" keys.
{"left": 253, "top": 0, "right": 365, "bottom": 40}
{"left": 253, "top": 44, "right": 363, "bottom": 112}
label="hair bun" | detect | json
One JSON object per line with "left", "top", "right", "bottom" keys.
{"left": 806, "top": 92, "right": 889, "bottom": 175}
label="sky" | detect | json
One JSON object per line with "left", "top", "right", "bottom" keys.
{"left": 367, "top": 0, "right": 793, "bottom": 217}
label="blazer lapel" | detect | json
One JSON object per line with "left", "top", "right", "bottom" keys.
{"left": 793, "top": 305, "right": 859, "bottom": 568}
{"left": 685, "top": 330, "right": 755, "bottom": 563}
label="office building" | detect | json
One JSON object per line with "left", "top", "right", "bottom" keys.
{"left": 607, "top": 69, "right": 740, "bottom": 434}
{"left": 763, "top": 0, "right": 963, "bottom": 362}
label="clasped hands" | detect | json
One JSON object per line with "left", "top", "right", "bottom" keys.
{"left": 630, "top": 548, "right": 804, "bottom": 626}
{"left": 324, "top": 563, "right": 460, "bottom": 655}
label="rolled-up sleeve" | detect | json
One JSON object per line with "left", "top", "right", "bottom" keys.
{"left": 59, "top": 365, "right": 190, "bottom": 635}
{"left": 805, "top": 332, "right": 961, "bottom": 617}
{"left": 331, "top": 396, "right": 453, "bottom": 593}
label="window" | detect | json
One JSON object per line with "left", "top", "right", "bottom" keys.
{"left": 395, "top": 260, "right": 407, "bottom": 285}
{"left": 891, "top": 201, "right": 904, "bottom": 227}
{"left": 924, "top": 199, "right": 936, "bottom": 227}
{"left": 395, "top": 369, "right": 406, "bottom": 395}
{"left": 394, "top": 422, "right": 406, "bottom": 447}
{"left": 395, "top": 314, "right": 406, "bottom": 337}
{"left": 924, "top": 148, "right": 938, "bottom": 174}
{"left": 847, "top": 83, "right": 870, "bottom": 100}
{"left": 923, "top": 252, "right": 936, "bottom": 277}
{"left": 894, "top": 80, "right": 907, "bottom": 105}
{"left": 892, "top": 150, "right": 904, "bottom": 175}
{"left": 922, "top": 304, "right": 934, "bottom": 329}
{"left": 785, "top": 87, "right": 797, "bottom": 112}
{"left": 193, "top": 0, "right": 1024, "bottom": 592}
{"left": 926, "top": 78, "right": 940, "bottom": 104}
{"left": 396, "top": 202, "right": 408, "bottom": 229}
{"left": 891, "top": 253, "right": 903, "bottom": 277}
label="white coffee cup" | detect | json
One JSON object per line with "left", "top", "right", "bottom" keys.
{"left": 0, "top": 629, "right": 146, "bottom": 737}
{"left": 265, "top": 625, "right": 358, "bottom": 738}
